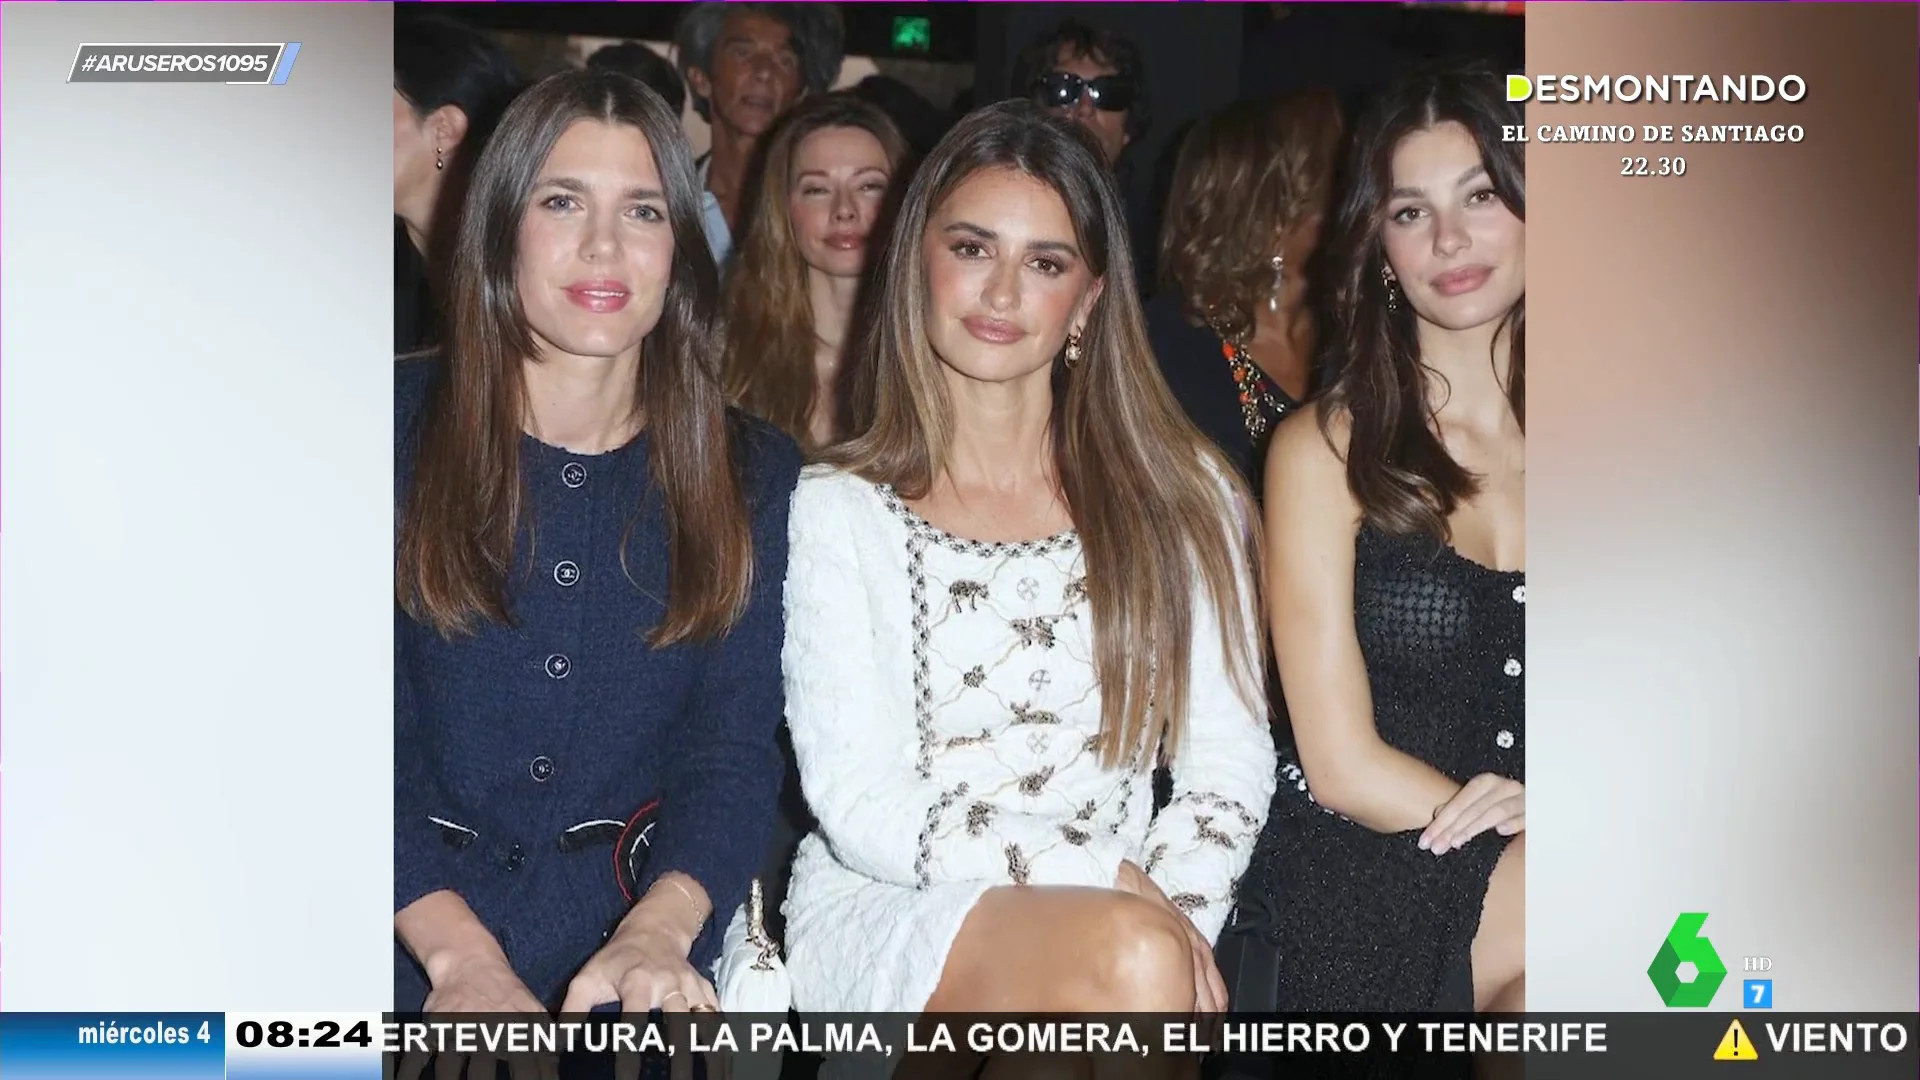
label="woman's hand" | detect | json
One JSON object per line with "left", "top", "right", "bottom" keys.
{"left": 399, "top": 952, "right": 555, "bottom": 1080}
{"left": 1420, "top": 774, "right": 1524, "bottom": 854}
{"left": 1115, "top": 860, "right": 1228, "bottom": 1014}
{"left": 559, "top": 875, "right": 726, "bottom": 1080}
{"left": 560, "top": 873, "right": 717, "bottom": 1015}
{"left": 394, "top": 891, "right": 556, "bottom": 1080}
{"left": 559, "top": 919, "right": 719, "bottom": 1015}
{"left": 424, "top": 951, "right": 548, "bottom": 1013}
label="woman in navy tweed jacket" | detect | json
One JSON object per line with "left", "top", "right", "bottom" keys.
{"left": 393, "top": 69, "right": 801, "bottom": 1018}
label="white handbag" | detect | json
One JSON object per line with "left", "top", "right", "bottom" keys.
{"left": 713, "top": 879, "right": 792, "bottom": 1014}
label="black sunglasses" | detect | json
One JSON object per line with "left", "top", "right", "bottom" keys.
{"left": 1031, "top": 71, "right": 1134, "bottom": 113}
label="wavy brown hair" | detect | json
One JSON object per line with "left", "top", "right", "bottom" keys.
{"left": 823, "top": 100, "right": 1265, "bottom": 765}
{"left": 1317, "top": 61, "right": 1524, "bottom": 540}
{"left": 723, "top": 93, "right": 909, "bottom": 452}
{"left": 397, "top": 69, "right": 755, "bottom": 647}
{"left": 1158, "top": 89, "right": 1345, "bottom": 342}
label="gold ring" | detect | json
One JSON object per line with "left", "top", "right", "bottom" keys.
{"left": 662, "top": 991, "right": 689, "bottom": 1004}
{"left": 689, "top": 1004, "right": 719, "bottom": 1014}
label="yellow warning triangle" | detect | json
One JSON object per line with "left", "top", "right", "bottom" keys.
{"left": 1714, "top": 1019, "right": 1760, "bottom": 1061}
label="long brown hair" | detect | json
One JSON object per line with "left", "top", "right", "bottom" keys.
{"left": 397, "top": 69, "right": 755, "bottom": 647}
{"left": 824, "top": 99, "right": 1264, "bottom": 766}
{"left": 1317, "top": 61, "right": 1525, "bottom": 540}
{"left": 723, "top": 93, "right": 909, "bottom": 452}
{"left": 1158, "top": 89, "right": 1344, "bottom": 342}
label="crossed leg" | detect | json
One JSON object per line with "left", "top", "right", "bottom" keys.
{"left": 894, "top": 886, "right": 1199, "bottom": 1080}
{"left": 926, "top": 884, "right": 1199, "bottom": 1012}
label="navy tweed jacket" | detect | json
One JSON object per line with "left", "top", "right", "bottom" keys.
{"left": 393, "top": 357, "right": 801, "bottom": 1011}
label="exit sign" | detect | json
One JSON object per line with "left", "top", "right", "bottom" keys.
{"left": 892, "top": 15, "right": 931, "bottom": 52}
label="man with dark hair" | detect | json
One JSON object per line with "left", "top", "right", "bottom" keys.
{"left": 1011, "top": 18, "right": 1158, "bottom": 290}
{"left": 585, "top": 41, "right": 686, "bottom": 116}
{"left": 1011, "top": 18, "right": 1149, "bottom": 170}
{"left": 673, "top": 3, "right": 845, "bottom": 267}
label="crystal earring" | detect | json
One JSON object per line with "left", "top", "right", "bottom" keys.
{"left": 1382, "top": 266, "right": 1400, "bottom": 312}
{"left": 1268, "top": 255, "right": 1285, "bottom": 312}
{"left": 1064, "top": 331, "right": 1083, "bottom": 369}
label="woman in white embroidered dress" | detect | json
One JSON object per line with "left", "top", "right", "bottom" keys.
{"left": 780, "top": 99, "right": 1277, "bottom": 1016}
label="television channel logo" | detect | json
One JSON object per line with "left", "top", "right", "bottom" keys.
{"left": 1648, "top": 912, "right": 1728, "bottom": 1007}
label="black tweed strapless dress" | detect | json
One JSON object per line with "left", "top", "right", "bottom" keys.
{"left": 1219, "top": 521, "right": 1526, "bottom": 1012}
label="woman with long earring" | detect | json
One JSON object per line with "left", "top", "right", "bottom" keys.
{"left": 1230, "top": 62, "right": 1526, "bottom": 1014}
{"left": 392, "top": 11, "right": 522, "bottom": 355}
{"left": 1147, "top": 89, "right": 1345, "bottom": 490}
{"left": 779, "top": 101, "right": 1275, "bottom": 1020}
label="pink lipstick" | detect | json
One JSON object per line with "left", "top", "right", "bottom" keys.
{"left": 1430, "top": 266, "right": 1492, "bottom": 297}
{"left": 564, "top": 280, "right": 632, "bottom": 313}
{"left": 962, "top": 316, "right": 1025, "bottom": 345}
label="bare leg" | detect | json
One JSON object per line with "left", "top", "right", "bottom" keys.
{"left": 1472, "top": 977, "right": 1526, "bottom": 1080}
{"left": 1471, "top": 832, "right": 1525, "bottom": 1012}
{"left": 924, "top": 885, "right": 1198, "bottom": 1013}
{"left": 907, "top": 887, "right": 1198, "bottom": 1080}
{"left": 1471, "top": 844, "right": 1527, "bottom": 1080}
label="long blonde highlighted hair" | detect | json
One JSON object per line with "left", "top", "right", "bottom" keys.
{"left": 723, "top": 93, "right": 909, "bottom": 452}
{"left": 823, "top": 100, "right": 1266, "bottom": 765}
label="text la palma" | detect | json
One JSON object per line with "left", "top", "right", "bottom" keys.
{"left": 689, "top": 1023, "right": 888, "bottom": 1054}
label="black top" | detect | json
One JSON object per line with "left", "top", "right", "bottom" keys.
{"left": 393, "top": 357, "right": 804, "bottom": 1010}
{"left": 395, "top": 218, "right": 436, "bottom": 356}
{"left": 1145, "top": 292, "right": 1299, "bottom": 495}
{"left": 1346, "top": 524, "right": 1525, "bottom": 783}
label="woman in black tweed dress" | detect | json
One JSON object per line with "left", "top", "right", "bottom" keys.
{"left": 1219, "top": 62, "right": 1527, "bottom": 1013}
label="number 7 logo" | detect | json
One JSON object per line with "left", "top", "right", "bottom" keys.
{"left": 1744, "top": 979, "right": 1773, "bottom": 1008}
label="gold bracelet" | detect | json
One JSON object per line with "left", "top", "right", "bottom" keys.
{"left": 653, "top": 876, "right": 708, "bottom": 927}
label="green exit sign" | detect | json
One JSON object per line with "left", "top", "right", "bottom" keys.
{"left": 891, "top": 15, "right": 931, "bottom": 52}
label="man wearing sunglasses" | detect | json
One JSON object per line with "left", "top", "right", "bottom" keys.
{"left": 1011, "top": 18, "right": 1150, "bottom": 169}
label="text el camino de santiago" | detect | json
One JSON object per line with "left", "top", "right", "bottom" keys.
{"left": 377, "top": 1020, "right": 1607, "bottom": 1056}
{"left": 1505, "top": 73, "right": 1807, "bottom": 143}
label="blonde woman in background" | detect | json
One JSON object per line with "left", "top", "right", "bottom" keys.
{"left": 724, "top": 93, "right": 910, "bottom": 452}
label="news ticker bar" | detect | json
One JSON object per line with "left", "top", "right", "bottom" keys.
{"left": 0, "top": 1013, "right": 1915, "bottom": 1079}
{"left": 66, "top": 43, "right": 302, "bottom": 85}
